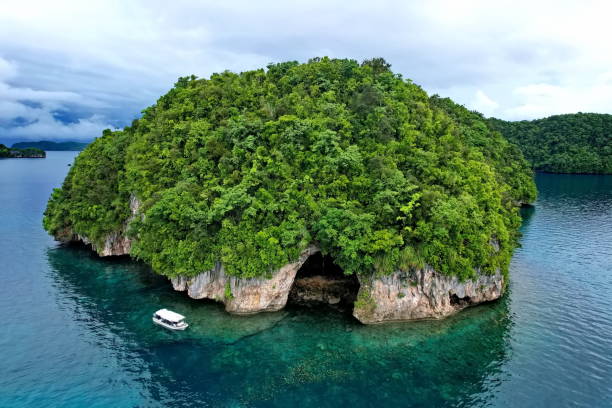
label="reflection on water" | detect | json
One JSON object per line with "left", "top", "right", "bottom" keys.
{"left": 495, "top": 173, "right": 612, "bottom": 407}
{"left": 46, "top": 246, "right": 511, "bottom": 407}
{"left": 2, "top": 153, "right": 612, "bottom": 407}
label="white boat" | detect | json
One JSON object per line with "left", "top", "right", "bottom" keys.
{"left": 152, "top": 308, "right": 189, "bottom": 330}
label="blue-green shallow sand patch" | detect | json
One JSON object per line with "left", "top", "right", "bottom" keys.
{"left": 44, "top": 245, "right": 511, "bottom": 407}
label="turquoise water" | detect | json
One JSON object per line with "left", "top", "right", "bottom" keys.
{"left": 1, "top": 152, "right": 611, "bottom": 407}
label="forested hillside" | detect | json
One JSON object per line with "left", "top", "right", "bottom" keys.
{"left": 489, "top": 113, "right": 612, "bottom": 174}
{"left": 0, "top": 144, "right": 45, "bottom": 158}
{"left": 44, "top": 58, "right": 535, "bottom": 282}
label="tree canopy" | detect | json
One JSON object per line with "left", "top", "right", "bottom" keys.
{"left": 0, "top": 144, "right": 45, "bottom": 158}
{"left": 44, "top": 57, "right": 535, "bottom": 281}
{"left": 489, "top": 113, "right": 612, "bottom": 174}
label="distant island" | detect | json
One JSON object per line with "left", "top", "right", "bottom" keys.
{"left": 489, "top": 113, "right": 612, "bottom": 174}
{"left": 11, "top": 140, "right": 89, "bottom": 151}
{"left": 0, "top": 144, "right": 45, "bottom": 158}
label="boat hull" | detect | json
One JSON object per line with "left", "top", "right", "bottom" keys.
{"left": 152, "top": 317, "right": 188, "bottom": 331}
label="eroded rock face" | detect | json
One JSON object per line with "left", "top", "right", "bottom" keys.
{"left": 67, "top": 195, "right": 141, "bottom": 257}
{"left": 63, "top": 195, "right": 505, "bottom": 323}
{"left": 170, "top": 245, "right": 320, "bottom": 314}
{"left": 99, "top": 231, "right": 132, "bottom": 257}
{"left": 353, "top": 268, "right": 504, "bottom": 324}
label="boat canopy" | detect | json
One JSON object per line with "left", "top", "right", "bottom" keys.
{"left": 155, "top": 308, "right": 185, "bottom": 323}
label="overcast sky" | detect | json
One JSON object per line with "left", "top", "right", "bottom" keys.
{"left": 1, "top": 0, "right": 612, "bottom": 143}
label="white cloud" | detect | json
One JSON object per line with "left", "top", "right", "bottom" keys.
{"left": 0, "top": 58, "right": 17, "bottom": 80}
{"left": 0, "top": 100, "right": 31, "bottom": 120}
{"left": 0, "top": 57, "right": 115, "bottom": 141}
{"left": 0, "top": 0, "right": 612, "bottom": 138}
{"left": 4, "top": 113, "right": 113, "bottom": 141}
{"left": 503, "top": 81, "right": 612, "bottom": 120}
{"left": 0, "top": 94, "right": 114, "bottom": 141}
{"left": 471, "top": 91, "right": 499, "bottom": 117}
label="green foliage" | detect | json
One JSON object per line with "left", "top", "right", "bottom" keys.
{"left": 0, "top": 144, "right": 45, "bottom": 158}
{"left": 489, "top": 113, "right": 612, "bottom": 174}
{"left": 224, "top": 282, "right": 234, "bottom": 300}
{"left": 43, "top": 57, "right": 535, "bottom": 281}
{"left": 43, "top": 129, "right": 130, "bottom": 245}
{"left": 430, "top": 96, "right": 537, "bottom": 205}
{"left": 354, "top": 286, "right": 376, "bottom": 316}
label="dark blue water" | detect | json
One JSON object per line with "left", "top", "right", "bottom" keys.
{"left": 1, "top": 152, "right": 611, "bottom": 407}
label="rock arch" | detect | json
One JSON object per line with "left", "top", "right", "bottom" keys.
{"left": 287, "top": 251, "right": 360, "bottom": 311}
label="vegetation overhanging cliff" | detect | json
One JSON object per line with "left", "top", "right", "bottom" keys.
{"left": 43, "top": 57, "right": 536, "bottom": 283}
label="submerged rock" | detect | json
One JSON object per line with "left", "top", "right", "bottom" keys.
{"left": 353, "top": 268, "right": 504, "bottom": 324}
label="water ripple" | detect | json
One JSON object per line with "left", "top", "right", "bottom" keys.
{"left": 1, "top": 157, "right": 612, "bottom": 407}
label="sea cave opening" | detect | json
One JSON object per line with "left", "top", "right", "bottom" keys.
{"left": 288, "top": 252, "right": 360, "bottom": 312}
{"left": 449, "top": 293, "right": 473, "bottom": 307}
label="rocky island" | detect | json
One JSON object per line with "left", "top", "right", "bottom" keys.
{"left": 0, "top": 144, "right": 45, "bottom": 158}
{"left": 43, "top": 58, "right": 536, "bottom": 323}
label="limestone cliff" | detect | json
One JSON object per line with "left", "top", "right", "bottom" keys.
{"left": 171, "top": 246, "right": 320, "bottom": 314}
{"left": 67, "top": 195, "right": 141, "bottom": 256}
{"left": 353, "top": 268, "right": 504, "bottom": 324}
{"left": 170, "top": 250, "right": 502, "bottom": 322}
{"left": 75, "top": 231, "right": 131, "bottom": 257}
{"left": 64, "top": 191, "right": 504, "bottom": 323}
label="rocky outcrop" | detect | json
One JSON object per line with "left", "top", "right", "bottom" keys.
{"left": 170, "top": 248, "right": 502, "bottom": 323}
{"left": 353, "top": 267, "right": 504, "bottom": 324}
{"left": 74, "top": 231, "right": 131, "bottom": 257}
{"left": 171, "top": 245, "right": 320, "bottom": 314}
{"left": 67, "top": 195, "right": 141, "bottom": 257}
{"left": 65, "top": 194, "right": 505, "bottom": 323}
{"left": 98, "top": 231, "right": 132, "bottom": 257}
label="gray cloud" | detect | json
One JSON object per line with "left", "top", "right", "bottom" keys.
{"left": 1, "top": 0, "right": 611, "bottom": 143}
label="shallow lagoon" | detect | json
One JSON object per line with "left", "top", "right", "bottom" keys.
{"left": 1, "top": 152, "right": 611, "bottom": 407}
